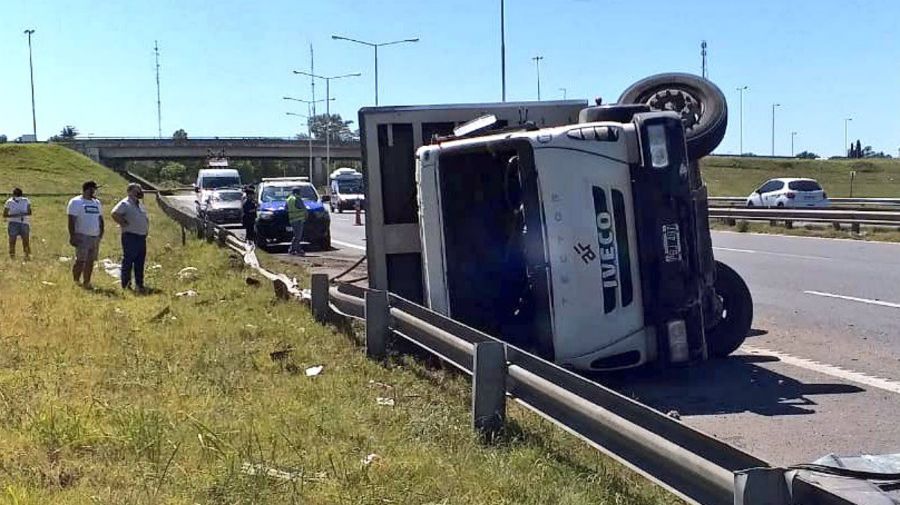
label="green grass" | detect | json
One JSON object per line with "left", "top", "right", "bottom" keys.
{"left": 0, "top": 146, "right": 672, "bottom": 503}
{"left": 713, "top": 220, "right": 900, "bottom": 243}
{"left": 0, "top": 143, "right": 125, "bottom": 194}
{"left": 701, "top": 156, "right": 900, "bottom": 197}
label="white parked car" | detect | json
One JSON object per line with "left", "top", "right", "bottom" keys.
{"left": 746, "top": 178, "right": 829, "bottom": 208}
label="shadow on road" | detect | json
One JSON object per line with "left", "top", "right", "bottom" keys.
{"left": 598, "top": 354, "right": 864, "bottom": 417}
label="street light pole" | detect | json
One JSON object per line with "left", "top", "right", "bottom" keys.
{"left": 771, "top": 103, "right": 780, "bottom": 156}
{"left": 791, "top": 131, "right": 797, "bottom": 157}
{"left": 532, "top": 56, "right": 543, "bottom": 100}
{"left": 501, "top": 0, "right": 506, "bottom": 102}
{"left": 286, "top": 111, "right": 311, "bottom": 178}
{"left": 284, "top": 96, "right": 333, "bottom": 177}
{"left": 293, "top": 70, "right": 361, "bottom": 177}
{"left": 736, "top": 86, "right": 748, "bottom": 155}
{"left": 331, "top": 35, "right": 418, "bottom": 106}
{"left": 844, "top": 118, "right": 853, "bottom": 156}
{"left": 24, "top": 29, "right": 37, "bottom": 139}
{"left": 559, "top": 87, "right": 567, "bottom": 99}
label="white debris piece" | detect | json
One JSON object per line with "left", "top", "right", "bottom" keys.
{"left": 240, "top": 462, "right": 326, "bottom": 482}
{"left": 99, "top": 258, "right": 121, "bottom": 279}
{"left": 58, "top": 256, "right": 71, "bottom": 263}
{"left": 376, "top": 397, "right": 395, "bottom": 407}
{"left": 175, "top": 290, "right": 198, "bottom": 297}
{"left": 176, "top": 266, "right": 199, "bottom": 280}
{"left": 361, "top": 453, "right": 381, "bottom": 466}
{"left": 305, "top": 365, "right": 324, "bottom": 377}
{"left": 41, "top": 281, "right": 56, "bottom": 286}
{"left": 149, "top": 264, "right": 162, "bottom": 270}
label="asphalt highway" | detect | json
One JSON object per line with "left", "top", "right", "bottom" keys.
{"left": 163, "top": 194, "right": 900, "bottom": 466}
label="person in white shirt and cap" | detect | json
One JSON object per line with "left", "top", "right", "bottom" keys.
{"left": 3, "top": 187, "right": 32, "bottom": 260}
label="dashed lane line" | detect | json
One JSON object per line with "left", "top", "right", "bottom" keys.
{"left": 332, "top": 239, "right": 366, "bottom": 252}
{"left": 804, "top": 290, "right": 900, "bottom": 310}
{"left": 713, "top": 246, "right": 832, "bottom": 261}
{"left": 741, "top": 345, "right": 900, "bottom": 395}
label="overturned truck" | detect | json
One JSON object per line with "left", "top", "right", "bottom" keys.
{"left": 360, "top": 73, "right": 752, "bottom": 371}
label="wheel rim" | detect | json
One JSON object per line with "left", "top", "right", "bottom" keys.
{"left": 644, "top": 88, "right": 703, "bottom": 133}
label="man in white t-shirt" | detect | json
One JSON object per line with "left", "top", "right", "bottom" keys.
{"left": 67, "top": 181, "right": 104, "bottom": 289}
{"left": 3, "top": 187, "right": 32, "bottom": 260}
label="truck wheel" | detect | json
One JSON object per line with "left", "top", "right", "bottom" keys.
{"left": 618, "top": 73, "right": 728, "bottom": 160}
{"left": 706, "top": 260, "right": 753, "bottom": 357}
{"left": 317, "top": 236, "right": 332, "bottom": 251}
{"left": 254, "top": 234, "right": 268, "bottom": 252}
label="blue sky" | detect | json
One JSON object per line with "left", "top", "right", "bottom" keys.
{"left": 2, "top": 0, "right": 898, "bottom": 157}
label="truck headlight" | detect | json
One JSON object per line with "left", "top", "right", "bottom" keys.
{"left": 259, "top": 210, "right": 275, "bottom": 221}
{"left": 647, "top": 124, "right": 669, "bottom": 169}
{"left": 667, "top": 319, "right": 689, "bottom": 363}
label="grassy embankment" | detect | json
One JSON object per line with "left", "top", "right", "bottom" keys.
{"left": 0, "top": 145, "right": 671, "bottom": 503}
{"left": 701, "top": 156, "right": 900, "bottom": 241}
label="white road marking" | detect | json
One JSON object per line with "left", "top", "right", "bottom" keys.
{"left": 803, "top": 290, "right": 900, "bottom": 310}
{"left": 332, "top": 239, "right": 366, "bottom": 252}
{"left": 713, "top": 246, "right": 832, "bottom": 261}
{"left": 742, "top": 345, "right": 900, "bottom": 395}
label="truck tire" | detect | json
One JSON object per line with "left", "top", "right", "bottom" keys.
{"left": 706, "top": 260, "right": 753, "bottom": 357}
{"left": 618, "top": 73, "right": 728, "bottom": 160}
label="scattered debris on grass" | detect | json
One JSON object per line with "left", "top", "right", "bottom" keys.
{"left": 58, "top": 256, "right": 71, "bottom": 263}
{"left": 176, "top": 266, "right": 198, "bottom": 281}
{"left": 305, "top": 365, "right": 324, "bottom": 377}
{"left": 361, "top": 453, "right": 382, "bottom": 466}
{"left": 175, "top": 290, "right": 198, "bottom": 297}
{"left": 99, "top": 258, "right": 121, "bottom": 279}
{"left": 240, "top": 462, "right": 326, "bottom": 482}
{"left": 376, "top": 397, "right": 395, "bottom": 407}
{"left": 41, "top": 281, "right": 56, "bottom": 286}
{"left": 149, "top": 306, "right": 171, "bottom": 322}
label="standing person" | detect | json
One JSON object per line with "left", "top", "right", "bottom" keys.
{"left": 111, "top": 183, "right": 150, "bottom": 292}
{"left": 241, "top": 186, "right": 258, "bottom": 244}
{"left": 285, "top": 187, "right": 308, "bottom": 256}
{"left": 67, "top": 181, "right": 104, "bottom": 289}
{"left": 3, "top": 187, "right": 32, "bottom": 260}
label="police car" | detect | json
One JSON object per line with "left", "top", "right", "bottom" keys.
{"left": 254, "top": 177, "right": 331, "bottom": 251}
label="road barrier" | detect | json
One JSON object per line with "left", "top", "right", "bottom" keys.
{"left": 708, "top": 206, "right": 900, "bottom": 231}
{"left": 709, "top": 196, "right": 900, "bottom": 209}
{"left": 156, "top": 193, "right": 890, "bottom": 505}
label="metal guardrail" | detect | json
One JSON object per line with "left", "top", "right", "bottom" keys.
{"left": 709, "top": 207, "right": 900, "bottom": 230}
{"left": 319, "top": 282, "right": 882, "bottom": 504}
{"left": 155, "top": 194, "right": 885, "bottom": 504}
{"left": 709, "top": 197, "right": 900, "bottom": 209}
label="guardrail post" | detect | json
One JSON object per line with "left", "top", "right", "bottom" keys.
{"left": 364, "top": 290, "right": 389, "bottom": 360}
{"left": 832, "top": 222, "right": 841, "bottom": 231}
{"left": 784, "top": 220, "right": 793, "bottom": 229}
{"left": 181, "top": 224, "right": 186, "bottom": 246}
{"left": 205, "top": 222, "right": 214, "bottom": 243}
{"left": 734, "top": 467, "right": 790, "bottom": 505}
{"left": 311, "top": 273, "right": 330, "bottom": 323}
{"left": 217, "top": 227, "right": 227, "bottom": 247}
{"left": 851, "top": 222, "right": 861, "bottom": 234}
{"left": 472, "top": 341, "right": 507, "bottom": 441}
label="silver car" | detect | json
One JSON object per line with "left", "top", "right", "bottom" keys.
{"left": 199, "top": 188, "right": 244, "bottom": 223}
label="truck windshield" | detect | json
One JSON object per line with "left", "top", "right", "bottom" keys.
{"left": 202, "top": 176, "right": 240, "bottom": 189}
{"left": 337, "top": 180, "right": 363, "bottom": 193}
{"left": 436, "top": 143, "right": 551, "bottom": 355}
{"left": 260, "top": 185, "right": 317, "bottom": 202}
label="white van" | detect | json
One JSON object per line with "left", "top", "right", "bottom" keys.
{"left": 328, "top": 167, "right": 364, "bottom": 213}
{"left": 194, "top": 168, "right": 241, "bottom": 215}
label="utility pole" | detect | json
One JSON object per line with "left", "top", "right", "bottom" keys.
{"left": 310, "top": 44, "right": 316, "bottom": 116}
{"left": 500, "top": 0, "right": 506, "bottom": 102}
{"left": 154, "top": 40, "right": 162, "bottom": 139}
{"left": 736, "top": 86, "right": 748, "bottom": 155}
{"left": 332, "top": 35, "right": 419, "bottom": 106}
{"left": 791, "top": 131, "right": 797, "bottom": 157}
{"left": 844, "top": 118, "right": 853, "bottom": 157}
{"left": 293, "top": 70, "right": 360, "bottom": 175}
{"left": 24, "top": 29, "right": 37, "bottom": 140}
{"left": 771, "top": 103, "right": 780, "bottom": 156}
{"left": 701, "top": 40, "right": 708, "bottom": 79}
{"left": 532, "top": 55, "right": 543, "bottom": 100}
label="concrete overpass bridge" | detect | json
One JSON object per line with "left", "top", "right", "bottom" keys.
{"left": 68, "top": 137, "right": 361, "bottom": 185}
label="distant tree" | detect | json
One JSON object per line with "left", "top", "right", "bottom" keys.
{"left": 855, "top": 140, "right": 862, "bottom": 158}
{"left": 294, "top": 132, "right": 311, "bottom": 140}
{"left": 308, "top": 114, "right": 357, "bottom": 144}
{"left": 50, "top": 125, "right": 79, "bottom": 142}
{"left": 172, "top": 129, "right": 188, "bottom": 141}
{"left": 795, "top": 151, "right": 818, "bottom": 159}
{"left": 159, "top": 161, "right": 188, "bottom": 183}
{"left": 0, "top": 134, "right": 7, "bottom": 144}
{"left": 741, "top": 152, "right": 757, "bottom": 157}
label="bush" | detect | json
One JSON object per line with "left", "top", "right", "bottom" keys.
{"left": 736, "top": 220, "right": 750, "bottom": 233}
{"left": 159, "top": 161, "right": 188, "bottom": 183}
{"left": 0, "top": 134, "right": 7, "bottom": 144}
